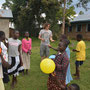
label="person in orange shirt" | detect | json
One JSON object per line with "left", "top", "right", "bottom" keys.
{"left": 73, "top": 34, "right": 86, "bottom": 79}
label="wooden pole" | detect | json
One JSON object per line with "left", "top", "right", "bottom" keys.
{"left": 62, "top": 0, "right": 66, "bottom": 34}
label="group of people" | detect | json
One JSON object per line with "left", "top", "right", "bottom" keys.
{"left": 0, "top": 22, "right": 86, "bottom": 90}
{"left": 0, "top": 30, "right": 32, "bottom": 90}
{"left": 38, "top": 23, "right": 86, "bottom": 90}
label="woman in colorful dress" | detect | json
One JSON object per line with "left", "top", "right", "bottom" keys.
{"left": 47, "top": 40, "right": 69, "bottom": 90}
{"left": 2, "top": 38, "right": 10, "bottom": 84}
{"left": 0, "top": 31, "right": 6, "bottom": 90}
{"left": 48, "top": 34, "right": 73, "bottom": 85}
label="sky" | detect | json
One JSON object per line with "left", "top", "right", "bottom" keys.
{"left": 0, "top": 0, "right": 90, "bottom": 14}
{"left": 73, "top": 0, "right": 90, "bottom": 14}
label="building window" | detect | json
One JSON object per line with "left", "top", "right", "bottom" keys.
{"left": 68, "top": 26, "right": 72, "bottom": 32}
{"left": 87, "top": 24, "right": 90, "bottom": 32}
{"left": 77, "top": 25, "right": 82, "bottom": 32}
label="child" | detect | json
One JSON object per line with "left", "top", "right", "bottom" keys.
{"left": 47, "top": 40, "right": 69, "bottom": 90}
{"left": 48, "top": 34, "right": 73, "bottom": 84}
{"left": 0, "top": 31, "right": 7, "bottom": 90}
{"left": 38, "top": 23, "right": 54, "bottom": 60}
{"left": 67, "top": 83, "right": 80, "bottom": 90}
{"left": 60, "top": 35, "right": 73, "bottom": 84}
{"left": 8, "top": 30, "right": 24, "bottom": 88}
{"left": 22, "top": 31, "right": 32, "bottom": 75}
{"left": 73, "top": 34, "right": 86, "bottom": 79}
{"left": 2, "top": 35, "right": 10, "bottom": 84}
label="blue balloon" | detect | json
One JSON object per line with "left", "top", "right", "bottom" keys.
{"left": 49, "top": 55, "right": 56, "bottom": 59}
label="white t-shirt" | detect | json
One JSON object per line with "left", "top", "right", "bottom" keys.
{"left": 39, "top": 29, "right": 52, "bottom": 45}
{"left": 0, "top": 42, "right": 7, "bottom": 78}
{"left": 8, "top": 38, "right": 22, "bottom": 57}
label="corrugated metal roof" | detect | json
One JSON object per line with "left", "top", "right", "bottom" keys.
{"left": 0, "top": 9, "right": 13, "bottom": 19}
{"left": 71, "top": 14, "right": 90, "bottom": 23}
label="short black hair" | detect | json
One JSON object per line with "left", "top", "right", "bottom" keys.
{"left": 77, "top": 34, "right": 83, "bottom": 40}
{"left": 63, "top": 39, "right": 70, "bottom": 48}
{"left": 13, "top": 30, "right": 19, "bottom": 34}
{"left": 25, "top": 31, "right": 29, "bottom": 34}
{"left": 0, "top": 31, "right": 5, "bottom": 38}
{"left": 60, "top": 34, "right": 67, "bottom": 39}
{"left": 70, "top": 83, "right": 80, "bottom": 90}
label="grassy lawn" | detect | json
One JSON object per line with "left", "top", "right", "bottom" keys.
{"left": 5, "top": 38, "right": 90, "bottom": 90}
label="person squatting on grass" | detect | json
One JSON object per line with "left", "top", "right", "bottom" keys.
{"left": 48, "top": 34, "right": 73, "bottom": 85}
{"left": 47, "top": 40, "right": 69, "bottom": 90}
{"left": 8, "top": 30, "right": 24, "bottom": 88}
{"left": 38, "top": 23, "right": 55, "bottom": 60}
{"left": 72, "top": 34, "right": 86, "bottom": 80}
{"left": 22, "top": 31, "right": 32, "bottom": 75}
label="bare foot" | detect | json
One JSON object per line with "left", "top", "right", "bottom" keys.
{"left": 72, "top": 74, "right": 77, "bottom": 76}
{"left": 74, "top": 77, "right": 80, "bottom": 80}
{"left": 22, "top": 71, "right": 25, "bottom": 76}
{"left": 11, "top": 82, "right": 15, "bottom": 89}
{"left": 26, "top": 70, "right": 29, "bottom": 75}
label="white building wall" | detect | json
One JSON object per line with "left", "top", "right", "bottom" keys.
{"left": 0, "top": 19, "right": 9, "bottom": 38}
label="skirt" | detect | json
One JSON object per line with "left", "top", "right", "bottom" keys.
{"left": 8, "top": 56, "right": 24, "bottom": 77}
{"left": 22, "top": 52, "right": 30, "bottom": 69}
{"left": 47, "top": 76, "right": 66, "bottom": 90}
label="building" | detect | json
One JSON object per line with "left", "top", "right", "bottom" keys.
{"left": 65, "top": 14, "right": 90, "bottom": 40}
{"left": 0, "top": 9, "right": 13, "bottom": 38}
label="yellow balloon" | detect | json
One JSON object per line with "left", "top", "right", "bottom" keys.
{"left": 40, "top": 58, "right": 56, "bottom": 74}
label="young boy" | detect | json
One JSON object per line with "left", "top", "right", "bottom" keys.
{"left": 38, "top": 23, "right": 54, "bottom": 60}
{"left": 73, "top": 34, "right": 86, "bottom": 79}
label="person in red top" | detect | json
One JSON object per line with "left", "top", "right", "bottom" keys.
{"left": 22, "top": 31, "right": 32, "bottom": 75}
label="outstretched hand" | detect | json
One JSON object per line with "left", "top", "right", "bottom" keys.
{"left": 51, "top": 71, "right": 56, "bottom": 76}
{"left": 72, "top": 49, "right": 76, "bottom": 52}
{"left": 48, "top": 45, "right": 52, "bottom": 48}
{"left": 51, "top": 40, "right": 55, "bottom": 42}
{"left": 28, "top": 50, "right": 32, "bottom": 55}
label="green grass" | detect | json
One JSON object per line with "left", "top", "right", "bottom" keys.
{"left": 5, "top": 39, "right": 90, "bottom": 90}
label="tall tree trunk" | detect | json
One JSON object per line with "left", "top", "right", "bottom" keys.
{"left": 62, "top": 0, "right": 66, "bottom": 34}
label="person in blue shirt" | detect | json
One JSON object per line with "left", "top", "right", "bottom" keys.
{"left": 65, "top": 46, "right": 73, "bottom": 84}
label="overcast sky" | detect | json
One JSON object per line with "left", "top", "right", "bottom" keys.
{"left": 0, "top": 0, "right": 90, "bottom": 14}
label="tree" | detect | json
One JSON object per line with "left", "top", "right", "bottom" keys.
{"left": 58, "top": 0, "right": 90, "bottom": 34}
{"left": 79, "top": 11, "right": 84, "bottom": 15}
{"left": 2, "top": 0, "right": 90, "bottom": 37}
{"left": 62, "top": 0, "right": 66, "bottom": 34}
{"left": 2, "top": 0, "right": 60, "bottom": 37}
{"left": 76, "top": 0, "right": 90, "bottom": 10}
